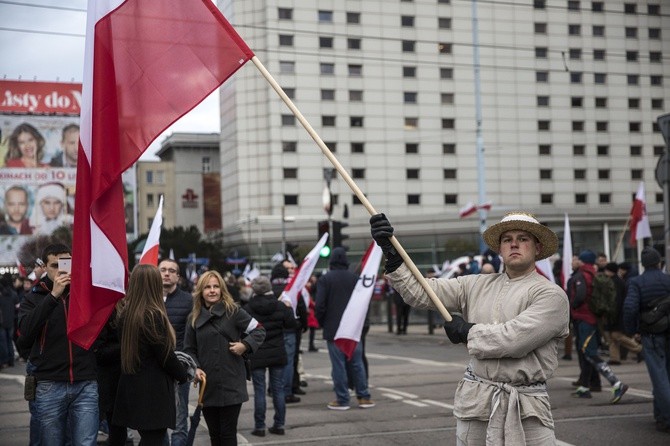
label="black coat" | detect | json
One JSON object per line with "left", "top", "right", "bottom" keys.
{"left": 113, "top": 313, "right": 187, "bottom": 430}
{"left": 94, "top": 312, "right": 121, "bottom": 416}
{"left": 315, "top": 248, "right": 359, "bottom": 341}
{"left": 244, "top": 292, "right": 296, "bottom": 369}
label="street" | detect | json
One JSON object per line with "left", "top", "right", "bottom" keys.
{"left": 1, "top": 324, "right": 667, "bottom": 445}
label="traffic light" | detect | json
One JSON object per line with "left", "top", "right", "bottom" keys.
{"left": 317, "top": 220, "right": 331, "bottom": 257}
{"left": 332, "top": 220, "right": 349, "bottom": 248}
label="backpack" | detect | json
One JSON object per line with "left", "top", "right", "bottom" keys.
{"left": 588, "top": 273, "right": 617, "bottom": 323}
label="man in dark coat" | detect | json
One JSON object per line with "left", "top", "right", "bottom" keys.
{"left": 159, "top": 258, "right": 193, "bottom": 446}
{"left": 316, "top": 247, "right": 374, "bottom": 411}
{"left": 244, "top": 275, "right": 297, "bottom": 436}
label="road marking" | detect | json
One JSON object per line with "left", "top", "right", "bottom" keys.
{"left": 0, "top": 373, "right": 25, "bottom": 385}
{"left": 382, "top": 393, "right": 403, "bottom": 400}
{"left": 404, "top": 400, "right": 429, "bottom": 407}
{"left": 376, "top": 387, "right": 418, "bottom": 399}
{"left": 366, "top": 352, "right": 464, "bottom": 368}
{"left": 423, "top": 399, "right": 454, "bottom": 409}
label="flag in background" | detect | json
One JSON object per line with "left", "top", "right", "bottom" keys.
{"left": 459, "top": 201, "right": 492, "bottom": 218}
{"left": 68, "top": 0, "right": 255, "bottom": 348}
{"left": 334, "top": 243, "right": 383, "bottom": 359}
{"left": 282, "top": 233, "right": 329, "bottom": 316}
{"left": 629, "top": 181, "right": 652, "bottom": 246}
{"left": 535, "top": 258, "right": 555, "bottom": 283}
{"left": 561, "top": 213, "right": 573, "bottom": 290}
{"left": 139, "top": 195, "right": 163, "bottom": 265}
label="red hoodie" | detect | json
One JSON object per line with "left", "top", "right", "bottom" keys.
{"left": 568, "top": 263, "right": 598, "bottom": 325}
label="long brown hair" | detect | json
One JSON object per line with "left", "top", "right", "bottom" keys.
{"left": 119, "top": 264, "right": 176, "bottom": 374}
{"left": 189, "top": 270, "right": 237, "bottom": 328}
{"left": 6, "top": 123, "right": 46, "bottom": 163}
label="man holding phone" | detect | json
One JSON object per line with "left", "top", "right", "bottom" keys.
{"left": 18, "top": 243, "right": 99, "bottom": 445}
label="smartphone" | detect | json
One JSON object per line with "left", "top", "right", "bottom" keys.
{"left": 58, "top": 257, "right": 72, "bottom": 273}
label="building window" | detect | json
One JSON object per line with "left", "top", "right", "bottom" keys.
{"left": 322, "top": 116, "right": 336, "bottom": 127}
{"left": 351, "top": 142, "right": 365, "bottom": 153}
{"left": 629, "top": 122, "right": 641, "bottom": 132}
{"left": 593, "top": 49, "right": 606, "bottom": 60}
{"left": 570, "top": 72, "right": 582, "bottom": 83}
{"left": 405, "top": 143, "right": 419, "bottom": 154}
{"left": 350, "top": 116, "right": 364, "bottom": 127}
{"left": 571, "top": 97, "right": 583, "bottom": 107}
{"left": 568, "top": 24, "right": 581, "bottom": 35}
{"left": 281, "top": 115, "right": 295, "bottom": 126}
{"left": 352, "top": 194, "right": 362, "bottom": 205}
{"left": 630, "top": 145, "right": 642, "bottom": 156}
{"left": 318, "top": 10, "right": 333, "bottom": 22}
{"left": 320, "top": 63, "right": 335, "bottom": 75}
{"left": 348, "top": 38, "right": 361, "bottom": 50}
{"left": 319, "top": 37, "right": 334, "bottom": 48}
{"left": 569, "top": 48, "right": 581, "bottom": 60}
{"left": 575, "top": 193, "right": 587, "bottom": 204}
{"left": 539, "top": 144, "right": 551, "bottom": 155}
{"left": 625, "top": 27, "right": 638, "bottom": 38}
{"left": 202, "top": 156, "right": 210, "bottom": 173}
{"left": 538, "top": 120, "right": 551, "bottom": 131}
{"left": 594, "top": 73, "right": 607, "bottom": 84}
{"left": 443, "top": 169, "right": 457, "bottom": 179}
{"left": 541, "top": 194, "right": 553, "bottom": 204}
{"left": 536, "top": 71, "right": 549, "bottom": 82}
{"left": 597, "top": 145, "right": 609, "bottom": 155}
{"left": 535, "top": 47, "right": 548, "bottom": 58}
{"left": 627, "top": 74, "right": 639, "bottom": 85}
{"left": 352, "top": 168, "right": 365, "bottom": 179}
{"left": 279, "top": 61, "right": 295, "bottom": 74}
{"left": 406, "top": 169, "right": 420, "bottom": 179}
{"left": 650, "top": 52, "right": 662, "bottom": 63}
{"left": 572, "top": 121, "right": 584, "bottom": 131}
{"left": 591, "top": 2, "right": 604, "bottom": 12}
{"left": 598, "top": 169, "right": 610, "bottom": 180}
{"left": 408, "top": 194, "right": 421, "bottom": 205}
{"left": 574, "top": 169, "right": 586, "bottom": 179}
{"left": 403, "top": 66, "right": 417, "bottom": 78}
{"left": 649, "top": 28, "right": 661, "bottom": 39}
{"left": 657, "top": 193, "right": 664, "bottom": 204}
{"left": 405, "top": 117, "right": 418, "bottom": 130}
{"left": 278, "top": 7, "right": 293, "bottom": 20}
{"left": 283, "top": 168, "right": 297, "bottom": 179}
{"left": 401, "top": 15, "right": 414, "bottom": 27}
{"left": 599, "top": 193, "right": 611, "bottom": 204}
{"left": 441, "top": 93, "right": 454, "bottom": 104}
{"left": 534, "top": 0, "right": 545, "bottom": 8}
{"left": 626, "top": 51, "right": 638, "bottom": 62}
{"left": 596, "top": 121, "right": 608, "bottom": 132}
{"left": 146, "top": 193, "right": 154, "bottom": 207}
{"left": 438, "top": 17, "right": 452, "bottom": 29}
{"left": 279, "top": 34, "right": 294, "bottom": 46}
{"left": 592, "top": 25, "right": 605, "bottom": 37}
{"left": 651, "top": 75, "right": 663, "bottom": 86}
{"left": 348, "top": 64, "right": 362, "bottom": 76}
{"left": 325, "top": 142, "right": 337, "bottom": 152}
{"left": 321, "top": 89, "right": 335, "bottom": 101}
{"left": 629, "top": 97, "right": 641, "bottom": 108}
{"left": 573, "top": 145, "right": 585, "bottom": 156}
{"left": 349, "top": 90, "right": 363, "bottom": 101}
{"left": 440, "top": 67, "right": 454, "bottom": 79}
{"left": 595, "top": 97, "right": 607, "bottom": 108}
{"left": 402, "top": 40, "right": 416, "bottom": 52}
{"left": 538, "top": 96, "right": 550, "bottom": 107}
{"left": 442, "top": 118, "right": 455, "bottom": 129}
{"left": 145, "top": 171, "right": 153, "bottom": 184}
{"left": 346, "top": 12, "right": 360, "bottom": 24}
{"left": 438, "top": 43, "right": 452, "bottom": 54}
{"left": 282, "top": 141, "right": 297, "bottom": 152}
{"left": 631, "top": 169, "right": 643, "bottom": 180}
{"left": 535, "top": 23, "right": 547, "bottom": 34}
{"left": 648, "top": 4, "right": 660, "bottom": 15}
{"left": 443, "top": 143, "right": 456, "bottom": 154}
{"left": 624, "top": 3, "right": 636, "bottom": 14}
{"left": 283, "top": 88, "right": 295, "bottom": 99}
{"left": 652, "top": 98, "right": 664, "bottom": 109}
{"left": 404, "top": 92, "right": 418, "bottom": 104}
{"left": 655, "top": 146, "right": 665, "bottom": 156}
{"left": 567, "top": 1, "right": 580, "bottom": 11}
{"left": 284, "top": 195, "right": 298, "bottom": 205}
{"left": 444, "top": 194, "right": 457, "bottom": 204}
{"left": 539, "top": 169, "right": 552, "bottom": 180}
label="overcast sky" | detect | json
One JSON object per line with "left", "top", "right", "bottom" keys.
{"left": 0, "top": 0, "right": 220, "bottom": 161}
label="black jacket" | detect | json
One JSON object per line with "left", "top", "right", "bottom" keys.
{"left": 315, "top": 247, "right": 359, "bottom": 341}
{"left": 272, "top": 277, "right": 308, "bottom": 332}
{"left": 17, "top": 277, "right": 97, "bottom": 382}
{"left": 164, "top": 287, "right": 193, "bottom": 351}
{"left": 244, "top": 292, "right": 297, "bottom": 369}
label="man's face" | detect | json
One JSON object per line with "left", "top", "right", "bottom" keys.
{"left": 498, "top": 230, "right": 540, "bottom": 271}
{"left": 45, "top": 252, "right": 71, "bottom": 282}
{"left": 62, "top": 129, "right": 79, "bottom": 162}
{"left": 40, "top": 197, "right": 63, "bottom": 220}
{"left": 5, "top": 189, "right": 28, "bottom": 223}
{"left": 596, "top": 255, "right": 608, "bottom": 269}
{"left": 159, "top": 260, "right": 179, "bottom": 291}
{"left": 571, "top": 255, "right": 582, "bottom": 270}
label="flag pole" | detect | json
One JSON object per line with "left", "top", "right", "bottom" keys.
{"left": 612, "top": 215, "right": 631, "bottom": 261}
{"left": 250, "top": 56, "right": 452, "bottom": 322}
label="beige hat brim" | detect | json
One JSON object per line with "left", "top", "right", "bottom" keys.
{"left": 483, "top": 219, "right": 558, "bottom": 260}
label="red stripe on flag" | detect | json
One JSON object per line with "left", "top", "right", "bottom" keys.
{"left": 68, "top": 0, "right": 254, "bottom": 348}
{"left": 334, "top": 338, "right": 357, "bottom": 361}
{"left": 139, "top": 245, "right": 160, "bottom": 266}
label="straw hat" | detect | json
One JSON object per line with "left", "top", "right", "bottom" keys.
{"left": 482, "top": 212, "right": 558, "bottom": 260}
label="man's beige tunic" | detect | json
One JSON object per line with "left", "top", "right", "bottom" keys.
{"left": 387, "top": 264, "right": 569, "bottom": 429}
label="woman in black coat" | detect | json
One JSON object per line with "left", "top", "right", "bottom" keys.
{"left": 113, "top": 265, "right": 188, "bottom": 446}
{"left": 184, "top": 271, "right": 265, "bottom": 446}
{"left": 243, "top": 275, "right": 296, "bottom": 436}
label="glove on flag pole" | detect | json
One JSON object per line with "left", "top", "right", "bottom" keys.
{"left": 139, "top": 195, "right": 163, "bottom": 265}
{"left": 334, "top": 243, "right": 383, "bottom": 360}
{"left": 281, "top": 233, "right": 329, "bottom": 316}
{"left": 69, "top": 0, "right": 254, "bottom": 348}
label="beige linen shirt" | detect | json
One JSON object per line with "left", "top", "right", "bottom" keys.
{"left": 387, "top": 264, "right": 569, "bottom": 428}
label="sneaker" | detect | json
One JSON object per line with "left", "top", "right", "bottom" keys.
{"left": 327, "top": 401, "right": 351, "bottom": 411}
{"left": 358, "top": 398, "right": 376, "bottom": 409}
{"left": 611, "top": 383, "right": 628, "bottom": 404}
{"left": 268, "top": 426, "right": 285, "bottom": 435}
{"left": 571, "top": 387, "right": 592, "bottom": 399}
{"left": 251, "top": 429, "right": 265, "bottom": 437}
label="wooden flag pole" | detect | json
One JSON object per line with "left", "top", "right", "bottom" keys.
{"left": 251, "top": 56, "right": 452, "bottom": 322}
{"left": 612, "top": 215, "right": 631, "bottom": 262}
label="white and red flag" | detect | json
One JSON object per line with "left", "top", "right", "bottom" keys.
{"left": 561, "top": 213, "right": 573, "bottom": 290}
{"left": 139, "top": 195, "right": 163, "bottom": 265}
{"left": 69, "top": 0, "right": 254, "bottom": 348}
{"left": 629, "top": 181, "right": 652, "bottom": 246}
{"left": 459, "top": 201, "right": 492, "bottom": 219}
{"left": 334, "top": 243, "right": 383, "bottom": 360}
{"left": 281, "top": 233, "right": 329, "bottom": 316}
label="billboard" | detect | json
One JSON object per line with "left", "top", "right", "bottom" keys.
{"left": 0, "top": 80, "right": 137, "bottom": 266}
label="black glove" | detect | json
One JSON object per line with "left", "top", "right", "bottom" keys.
{"left": 443, "top": 314, "right": 475, "bottom": 344}
{"left": 370, "top": 213, "right": 403, "bottom": 273}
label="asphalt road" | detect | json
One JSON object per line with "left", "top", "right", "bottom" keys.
{"left": 1, "top": 324, "right": 668, "bottom": 445}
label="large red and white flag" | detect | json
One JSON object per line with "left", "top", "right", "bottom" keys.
{"left": 629, "top": 181, "right": 652, "bottom": 246}
{"left": 535, "top": 258, "right": 555, "bottom": 283}
{"left": 561, "top": 213, "right": 573, "bottom": 290}
{"left": 459, "top": 201, "right": 492, "bottom": 219}
{"left": 281, "top": 233, "right": 329, "bottom": 316}
{"left": 139, "top": 195, "right": 163, "bottom": 265}
{"left": 334, "top": 243, "right": 383, "bottom": 360}
{"left": 69, "top": 0, "right": 254, "bottom": 348}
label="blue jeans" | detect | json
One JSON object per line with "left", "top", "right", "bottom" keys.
{"left": 171, "top": 380, "right": 190, "bottom": 446}
{"left": 283, "top": 332, "right": 297, "bottom": 396}
{"left": 642, "top": 334, "right": 670, "bottom": 426}
{"left": 327, "top": 341, "right": 370, "bottom": 405}
{"left": 252, "top": 366, "right": 286, "bottom": 429}
{"left": 35, "top": 380, "right": 99, "bottom": 446}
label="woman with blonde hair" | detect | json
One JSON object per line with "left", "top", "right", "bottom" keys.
{"left": 184, "top": 270, "right": 265, "bottom": 446}
{"left": 5, "top": 123, "right": 48, "bottom": 168}
{"left": 113, "top": 264, "right": 188, "bottom": 446}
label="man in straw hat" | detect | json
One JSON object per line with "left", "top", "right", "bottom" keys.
{"left": 370, "top": 212, "right": 569, "bottom": 445}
